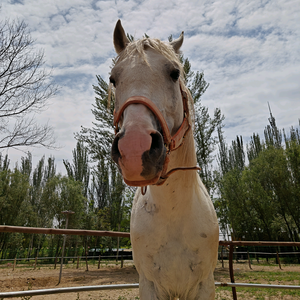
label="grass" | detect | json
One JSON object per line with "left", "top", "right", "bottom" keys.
{"left": 216, "top": 286, "right": 300, "bottom": 300}
{"left": 214, "top": 262, "right": 300, "bottom": 299}
{"left": 237, "top": 270, "right": 300, "bottom": 283}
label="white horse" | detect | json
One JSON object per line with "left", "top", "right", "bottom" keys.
{"left": 110, "top": 20, "right": 219, "bottom": 300}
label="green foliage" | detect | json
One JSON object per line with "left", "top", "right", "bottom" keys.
{"left": 0, "top": 152, "right": 91, "bottom": 258}
{"left": 0, "top": 167, "right": 30, "bottom": 226}
{"left": 76, "top": 75, "right": 115, "bottom": 161}
{"left": 215, "top": 114, "right": 300, "bottom": 242}
{"left": 0, "top": 162, "right": 31, "bottom": 257}
{"left": 46, "top": 175, "right": 86, "bottom": 229}
{"left": 63, "top": 141, "right": 90, "bottom": 197}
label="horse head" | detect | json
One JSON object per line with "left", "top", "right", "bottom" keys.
{"left": 111, "top": 20, "right": 189, "bottom": 187}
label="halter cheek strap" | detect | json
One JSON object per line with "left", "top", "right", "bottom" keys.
{"left": 113, "top": 86, "right": 200, "bottom": 187}
{"left": 113, "top": 96, "right": 190, "bottom": 152}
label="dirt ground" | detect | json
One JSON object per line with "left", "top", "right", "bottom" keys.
{"left": 0, "top": 261, "right": 299, "bottom": 299}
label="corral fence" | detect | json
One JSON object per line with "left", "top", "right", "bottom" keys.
{"left": 1, "top": 248, "right": 298, "bottom": 271}
{"left": 0, "top": 254, "right": 133, "bottom": 271}
{"left": 0, "top": 225, "right": 300, "bottom": 299}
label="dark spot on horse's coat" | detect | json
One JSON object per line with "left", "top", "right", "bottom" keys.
{"left": 144, "top": 202, "right": 157, "bottom": 215}
{"left": 172, "top": 190, "right": 175, "bottom": 193}
{"left": 189, "top": 263, "right": 194, "bottom": 272}
{"left": 158, "top": 244, "right": 164, "bottom": 251}
{"left": 200, "top": 233, "right": 207, "bottom": 238}
{"left": 153, "top": 262, "right": 161, "bottom": 271}
{"left": 189, "top": 261, "right": 202, "bottom": 272}
{"left": 172, "top": 206, "right": 175, "bottom": 210}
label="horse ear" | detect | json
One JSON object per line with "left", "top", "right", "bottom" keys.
{"left": 170, "top": 31, "right": 184, "bottom": 53}
{"left": 113, "top": 20, "right": 130, "bottom": 54}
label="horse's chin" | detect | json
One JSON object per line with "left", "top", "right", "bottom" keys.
{"left": 122, "top": 172, "right": 162, "bottom": 187}
{"left": 117, "top": 154, "right": 165, "bottom": 187}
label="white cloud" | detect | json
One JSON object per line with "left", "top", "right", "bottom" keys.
{"left": 1, "top": 0, "right": 299, "bottom": 173}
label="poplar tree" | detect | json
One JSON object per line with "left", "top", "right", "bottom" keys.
{"left": 215, "top": 110, "right": 300, "bottom": 243}
{"left": 63, "top": 141, "right": 90, "bottom": 198}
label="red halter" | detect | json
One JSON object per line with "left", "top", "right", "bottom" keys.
{"left": 113, "top": 86, "right": 200, "bottom": 187}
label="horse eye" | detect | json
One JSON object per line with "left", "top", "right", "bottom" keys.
{"left": 109, "top": 76, "right": 116, "bottom": 87}
{"left": 170, "top": 69, "right": 180, "bottom": 81}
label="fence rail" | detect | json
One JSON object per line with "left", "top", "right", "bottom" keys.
{"left": 0, "top": 251, "right": 298, "bottom": 263}
{"left": 0, "top": 284, "right": 140, "bottom": 298}
{"left": 0, "top": 255, "right": 133, "bottom": 262}
{"left": 0, "top": 225, "right": 130, "bottom": 238}
{"left": 1, "top": 282, "right": 300, "bottom": 299}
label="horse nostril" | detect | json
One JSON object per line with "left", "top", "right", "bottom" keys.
{"left": 111, "top": 131, "right": 124, "bottom": 164}
{"left": 140, "top": 131, "right": 166, "bottom": 180}
{"left": 150, "top": 132, "right": 164, "bottom": 156}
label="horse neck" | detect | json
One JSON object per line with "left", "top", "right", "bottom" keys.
{"left": 148, "top": 129, "right": 199, "bottom": 208}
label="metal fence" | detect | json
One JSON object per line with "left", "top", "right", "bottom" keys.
{"left": 1, "top": 282, "right": 300, "bottom": 299}
{"left": 0, "top": 225, "right": 299, "bottom": 300}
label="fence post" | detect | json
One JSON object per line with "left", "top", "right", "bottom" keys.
{"left": 116, "top": 223, "right": 120, "bottom": 262}
{"left": 247, "top": 250, "right": 252, "bottom": 270}
{"left": 77, "top": 256, "right": 80, "bottom": 269}
{"left": 85, "top": 251, "right": 89, "bottom": 271}
{"left": 229, "top": 244, "right": 237, "bottom": 300}
{"left": 255, "top": 247, "right": 259, "bottom": 263}
{"left": 76, "top": 256, "right": 79, "bottom": 269}
{"left": 221, "top": 246, "right": 224, "bottom": 268}
{"left": 98, "top": 255, "right": 101, "bottom": 269}
{"left": 54, "top": 256, "right": 57, "bottom": 269}
{"left": 58, "top": 210, "right": 74, "bottom": 284}
{"left": 34, "top": 256, "right": 37, "bottom": 270}
{"left": 121, "top": 254, "right": 124, "bottom": 268}
{"left": 276, "top": 251, "right": 282, "bottom": 270}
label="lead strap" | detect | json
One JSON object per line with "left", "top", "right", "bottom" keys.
{"left": 141, "top": 186, "right": 147, "bottom": 195}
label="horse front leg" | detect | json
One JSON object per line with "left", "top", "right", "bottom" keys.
{"left": 139, "top": 273, "right": 161, "bottom": 300}
{"left": 194, "top": 271, "right": 216, "bottom": 300}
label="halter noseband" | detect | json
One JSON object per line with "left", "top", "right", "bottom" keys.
{"left": 113, "top": 85, "right": 200, "bottom": 188}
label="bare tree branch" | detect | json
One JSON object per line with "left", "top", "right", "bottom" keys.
{"left": 0, "top": 117, "right": 56, "bottom": 149}
{"left": 0, "top": 17, "right": 58, "bottom": 149}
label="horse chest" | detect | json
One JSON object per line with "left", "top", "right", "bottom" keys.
{"left": 130, "top": 193, "right": 218, "bottom": 290}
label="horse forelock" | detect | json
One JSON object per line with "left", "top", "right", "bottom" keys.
{"left": 111, "top": 37, "right": 195, "bottom": 127}
{"left": 116, "top": 38, "right": 182, "bottom": 71}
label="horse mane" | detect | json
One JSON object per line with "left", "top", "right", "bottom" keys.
{"left": 110, "top": 37, "right": 195, "bottom": 127}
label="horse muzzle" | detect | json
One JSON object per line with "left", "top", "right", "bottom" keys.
{"left": 111, "top": 127, "right": 166, "bottom": 186}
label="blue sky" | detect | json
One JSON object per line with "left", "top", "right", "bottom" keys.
{"left": 1, "top": 0, "right": 300, "bottom": 173}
